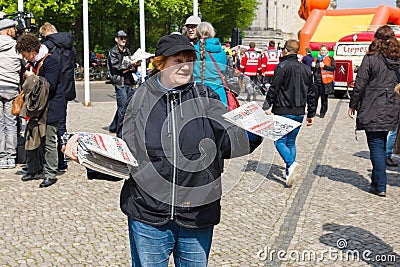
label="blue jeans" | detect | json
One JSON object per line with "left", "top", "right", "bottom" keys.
{"left": 386, "top": 128, "right": 397, "bottom": 158}
{"left": 128, "top": 219, "right": 213, "bottom": 267}
{"left": 109, "top": 85, "right": 132, "bottom": 131}
{"left": 366, "top": 131, "right": 388, "bottom": 192}
{"left": 274, "top": 115, "right": 304, "bottom": 174}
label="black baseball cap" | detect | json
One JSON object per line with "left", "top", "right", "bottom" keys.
{"left": 116, "top": 30, "right": 127, "bottom": 37}
{"left": 155, "top": 34, "right": 195, "bottom": 57}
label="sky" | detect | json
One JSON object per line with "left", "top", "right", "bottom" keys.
{"left": 336, "top": 0, "right": 396, "bottom": 9}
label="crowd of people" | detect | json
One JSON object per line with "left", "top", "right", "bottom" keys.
{"left": 1, "top": 13, "right": 400, "bottom": 266}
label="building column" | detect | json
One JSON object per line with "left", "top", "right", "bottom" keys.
{"left": 275, "top": 0, "right": 283, "bottom": 31}
{"left": 267, "top": 0, "right": 275, "bottom": 29}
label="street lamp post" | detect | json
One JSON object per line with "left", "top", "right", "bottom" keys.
{"left": 83, "top": 0, "right": 91, "bottom": 106}
{"left": 18, "top": 0, "right": 23, "bottom": 11}
{"left": 139, "top": 0, "right": 146, "bottom": 82}
{"left": 193, "top": 0, "right": 198, "bottom": 16}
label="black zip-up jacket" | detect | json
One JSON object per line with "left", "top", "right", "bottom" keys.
{"left": 119, "top": 76, "right": 262, "bottom": 228}
{"left": 108, "top": 45, "right": 134, "bottom": 86}
{"left": 349, "top": 53, "right": 400, "bottom": 131}
{"left": 43, "top": 32, "right": 76, "bottom": 101}
{"left": 262, "top": 53, "right": 316, "bottom": 118}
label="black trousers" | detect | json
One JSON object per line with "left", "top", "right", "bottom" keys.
{"left": 314, "top": 83, "right": 329, "bottom": 115}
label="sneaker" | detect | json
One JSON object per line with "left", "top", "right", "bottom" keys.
{"left": 0, "top": 159, "right": 15, "bottom": 169}
{"left": 0, "top": 159, "right": 7, "bottom": 169}
{"left": 57, "top": 166, "right": 68, "bottom": 175}
{"left": 369, "top": 187, "right": 386, "bottom": 197}
{"left": 386, "top": 157, "right": 398, "bottom": 167}
{"left": 6, "top": 159, "right": 15, "bottom": 169}
{"left": 286, "top": 162, "right": 299, "bottom": 187}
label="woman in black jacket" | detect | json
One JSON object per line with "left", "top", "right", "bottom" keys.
{"left": 348, "top": 25, "right": 400, "bottom": 197}
{"left": 64, "top": 34, "right": 261, "bottom": 266}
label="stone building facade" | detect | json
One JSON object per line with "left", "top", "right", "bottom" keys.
{"left": 242, "top": 0, "right": 305, "bottom": 48}
{"left": 241, "top": 0, "right": 337, "bottom": 48}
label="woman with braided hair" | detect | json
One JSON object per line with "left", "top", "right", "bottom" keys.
{"left": 193, "top": 22, "right": 228, "bottom": 106}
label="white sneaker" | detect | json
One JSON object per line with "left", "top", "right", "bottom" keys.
{"left": 286, "top": 162, "right": 299, "bottom": 187}
{"left": 0, "top": 159, "right": 7, "bottom": 169}
{"left": 6, "top": 159, "right": 15, "bottom": 169}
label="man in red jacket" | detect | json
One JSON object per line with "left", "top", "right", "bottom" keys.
{"left": 261, "top": 41, "right": 281, "bottom": 85}
{"left": 240, "top": 42, "right": 261, "bottom": 101}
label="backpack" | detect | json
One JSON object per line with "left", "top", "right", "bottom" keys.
{"left": 50, "top": 44, "right": 77, "bottom": 101}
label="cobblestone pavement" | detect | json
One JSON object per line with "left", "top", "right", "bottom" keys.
{"left": 1, "top": 94, "right": 399, "bottom": 267}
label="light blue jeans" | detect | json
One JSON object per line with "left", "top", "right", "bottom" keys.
{"left": 274, "top": 114, "right": 304, "bottom": 175}
{"left": 128, "top": 218, "right": 214, "bottom": 267}
{"left": 0, "top": 98, "right": 17, "bottom": 161}
{"left": 386, "top": 128, "right": 397, "bottom": 158}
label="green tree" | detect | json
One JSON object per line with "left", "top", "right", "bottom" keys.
{"left": 0, "top": 0, "right": 258, "bottom": 60}
{"left": 199, "top": 0, "right": 258, "bottom": 40}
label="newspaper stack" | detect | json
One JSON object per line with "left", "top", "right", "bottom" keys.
{"left": 75, "top": 133, "right": 138, "bottom": 179}
{"left": 222, "top": 102, "right": 302, "bottom": 141}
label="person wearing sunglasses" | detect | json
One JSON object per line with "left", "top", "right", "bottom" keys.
{"left": 184, "top": 15, "right": 201, "bottom": 45}
{"left": 107, "top": 30, "right": 137, "bottom": 133}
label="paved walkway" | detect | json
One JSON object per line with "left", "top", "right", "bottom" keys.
{"left": 1, "top": 95, "right": 399, "bottom": 266}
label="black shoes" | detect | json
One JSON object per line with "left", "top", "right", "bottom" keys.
{"left": 21, "top": 170, "right": 58, "bottom": 188}
{"left": 386, "top": 157, "right": 398, "bottom": 166}
{"left": 21, "top": 171, "right": 44, "bottom": 181}
{"left": 39, "top": 178, "right": 58, "bottom": 188}
{"left": 320, "top": 113, "right": 325, "bottom": 118}
{"left": 369, "top": 187, "right": 386, "bottom": 197}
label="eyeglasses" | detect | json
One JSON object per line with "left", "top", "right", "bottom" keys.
{"left": 118, "top": 37, "right": 127, "bottom": 40}
{"left": 186, "top": 25, "right": 197, "bottom": 30}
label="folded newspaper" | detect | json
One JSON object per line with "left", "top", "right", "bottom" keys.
{"left": 65, "top": 133, "right": 138, "bottom": 179}
{"left": 130, "top": 48, "right": 154, "bottom": 62}
{"left": 222, "top": 102, "right": 302, "bottom": 141}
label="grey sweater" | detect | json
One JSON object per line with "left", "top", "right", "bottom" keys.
{"left": 0, "top": 35, "right": 22, "bottom": 100}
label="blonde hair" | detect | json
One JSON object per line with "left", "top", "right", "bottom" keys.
{"left": 39, "top": 22, "right": 58, "bottom": 36}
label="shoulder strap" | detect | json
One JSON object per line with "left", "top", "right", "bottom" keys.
{"left": 207, "top": 52, "right": 229, "bottom": 90}
{"left": 36, "top": 53, "right": 51, "bottom": 75}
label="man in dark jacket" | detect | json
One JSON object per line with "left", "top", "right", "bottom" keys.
{"left": 263, "top": 39, "right": 316, "bottom": 187}
{"left": 107, "top": 30, "right": 137, "bottom": 133}
{"left": 39, "top": 22, "right": 76, "bottom": 172}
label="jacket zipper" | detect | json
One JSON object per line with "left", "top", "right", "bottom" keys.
{"left": 170, "top": 96, "right": 178, "bottom": 220}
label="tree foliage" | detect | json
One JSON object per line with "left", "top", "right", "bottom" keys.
{"left": 0, "top": 0, "right": 257, "bottom": 62}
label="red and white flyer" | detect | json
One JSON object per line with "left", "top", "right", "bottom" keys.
{"left": 222, "top": 101, "right": 302, "bottom": 141}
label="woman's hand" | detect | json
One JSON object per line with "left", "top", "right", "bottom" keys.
{"left": 348, "top": 108, "right": 356, "bottom": 119}
{"left": 24, "top": 66, "right": 34, "bottom": 78}
{"left": 61, "top": 134, "right": 80, "bottom": 163}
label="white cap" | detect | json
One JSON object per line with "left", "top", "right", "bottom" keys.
{"left": 0, "top": 19, "right": 17, "bottom": 30}
{"left": 185, "top": 15, "right": 201, "bottom": 26}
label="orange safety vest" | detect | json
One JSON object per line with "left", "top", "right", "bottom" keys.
{"left": 314, "top": 55, "right": 334, "bottom": 84}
